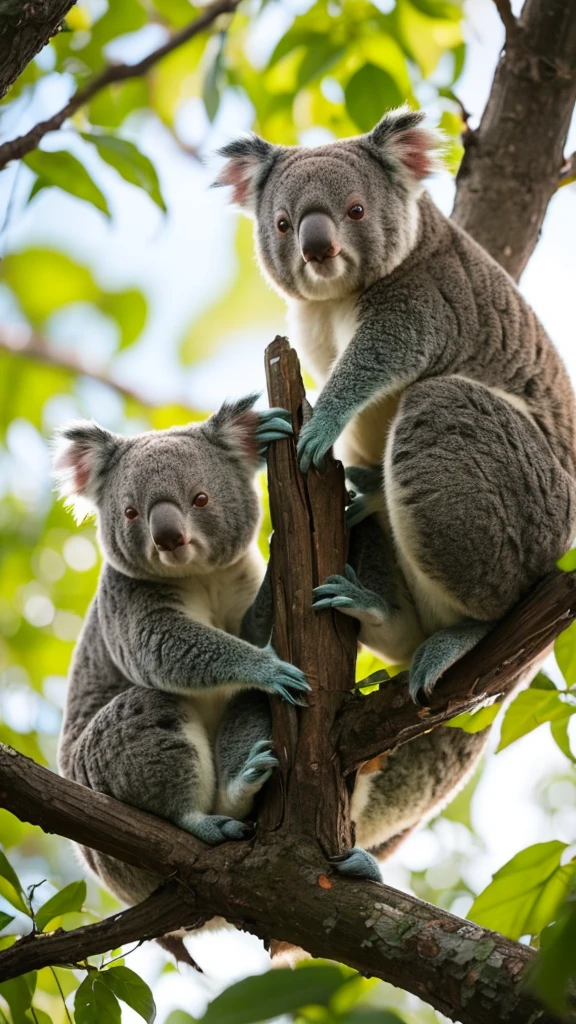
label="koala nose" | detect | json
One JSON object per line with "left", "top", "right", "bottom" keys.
{"left": 149, "top": 502, "right": 188, "bottom": 552}
{"left": 299, "top": 212, "right": 341, "bottom": 263}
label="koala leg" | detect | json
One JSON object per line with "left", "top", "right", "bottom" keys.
{"left": 352, "top": 726, "right": 488, "bottom": 859}
{"left": 215, "top": 690, "right": 278, "bottom": 819}
{"left": 386, "top": 376, "right": 576, "bottom": 696}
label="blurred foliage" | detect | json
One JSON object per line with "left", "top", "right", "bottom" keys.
{"left": 0, "top": 0, "right": 574, "bottom": 1020}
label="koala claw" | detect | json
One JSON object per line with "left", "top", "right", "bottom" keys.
{"left": 408, "top": 621, "right": 495, "bottom": 705}
{"left": 263, "top": 647, "right": 311, "bottom": 705}
{"left": 184, "top": 814, "right": 255, "bottom": 846}
{"left": 297, "top": 414, "right": 340, "bottom": 473}
{"left": 313, "top": 566, "right": 387, "bottom": 626}
{"left": 256, "top": 408, "right": 293, "bottom": 456}
{"left": 345, "top": 494, "right": 374, "bottom": 530}
{"left": 241, "top": 739, "right": 279, "bottom": 786}
{"left": 330, "top": 848, "right": 382, "bottom": 883}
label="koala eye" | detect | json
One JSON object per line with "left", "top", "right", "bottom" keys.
{"left": 125, "top": 506, "right": 139, "bottom": 520}
{"left": 276, "top": 216, "right": 291, "bottom": 235}
{"left": 193, "top": 492, "right": 209, "bottom": 508}
{"left": 348, "top": 204, "right": 365, "bottom": 221}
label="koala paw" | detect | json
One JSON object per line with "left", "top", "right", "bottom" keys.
{"left": 262, "top": 647, "right": 310, "bottom": 706}
{"left": 313, "top": 565, "right": 387, "bottom": 627}
{"left": 241, "top": 739, "right": 279, "bottom": 787}
{"left": 409, "top": 622, "right": 494, "bottom": 705}
{"left": 330, "top": 848, "right": 382, "bottom": 883}
{"left": 183, "top": 814, "right": 255, "bottom": 846}
{"left": 345, "top": 466, "right": 384, "bottom": 529}
{"left": 345, "top": 465, "right": 382, "bottom": 494}
{"left": 256, "top": 408, "right": 293, "bottom": 456}
{"left": 297, "top": 411, "right": 341, "bottom": 473}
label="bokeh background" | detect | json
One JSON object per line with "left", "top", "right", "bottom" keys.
{"left": 0, "top": 0, "right": 575, "bottom": 1020}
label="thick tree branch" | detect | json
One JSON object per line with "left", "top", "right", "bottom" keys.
{"left": 338, "top": 568, "right": 576, "bottom": 774}
{"left": 0, "top": 0, "right": 240, "bottom": 171}
{"left": 492, "top": 0, "right": 518, "bottom": 42}
{"left": 0, "top": 0, "right": 76, "bottom": 100}
{"left": 0, "top": 744, "right": 572, "bottom": 1024}
{"left": 453, "top": 0, "right": 576, "bottom": 279}
{"left": 0, "top": 327, "right": 171, "bottom": 408}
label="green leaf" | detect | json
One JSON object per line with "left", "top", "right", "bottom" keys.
{"left": 35, "top": 879, "right": 86, "bottom": 933}
{"left": 557, "top": 547, "right": 576, "bottom": 572}
{"left": 99, "top": 288, "right": 147, "bottom": 349}
{"left": 529, "top": 671, "right": 557, "bottom": 691}
{"left": 0, "top": 911, "right": 15, "bottom": 931}
{"left": 446, "top": 703, "right": 500, "bottom": 733}
{"left": 23, "top": 150, "right": 110, "bottom": 218}
{"left": 268, "top": 29, "right": 317, "bottom": 68}
{"left": 296, "top": 38, "right": 345, "bottom": 89}
{"left": 75, "top": 973, "right": 122, "bottom": 1024}
{"left": 340, "top": 1013, "right": 406, "bottom": 1024}
{"left": 1, "top": 247, "right": 99, "bottom": 323}
{"left": 81, "top": 133, "right": 166, "bottom": 212}
{"left": 496, "top": 689, "right": 574, "bottom": 753}
{"left": 203, "top": 32, "right": 226, "bottom": 122}
{"left": 469, "top": 841, "right": 576, "bottom": 940}
{"left": 165, "top": 1013, "right": 196, "bottom": 1024}
{"left": 530, "top": 894, "right": 576, "bottom": 1016}
{"left": 555, "top": 618, "right": 576, "bottom": 686}
{"left": 102, "top": 966, "right": 156, "bottom": 1023}
{"left": 201, "top": 965, "right": 346, "bottom": 1024}
{"left": 0, "top": 849, "right": 29, "bottom": 916}
{"left": 345, "top": 64, "right": 404, "bottom": 133}
{"left": 0, "top": 972, "right": 36, "bottom": 1022}
{"left": 550, "top": 717, "right": 576, "bottom": 762}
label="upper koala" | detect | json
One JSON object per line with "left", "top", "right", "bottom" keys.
{"left": 213, "top": 106, "right": 439, "bottom": 302}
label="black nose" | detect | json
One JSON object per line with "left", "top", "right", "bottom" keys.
{"left": 149, "top": 502, "right": 188, "bottom": 552}
{"left": 299, "top": 212, "right": 341, "bottom": 263}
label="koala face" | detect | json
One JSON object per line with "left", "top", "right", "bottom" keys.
{"left": 52, "top": 397, "right": 262, "bottom": 579}
{"left": 214, "top": 107, "right": 440, "bottom": 302}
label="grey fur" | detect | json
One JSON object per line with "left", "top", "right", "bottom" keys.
{"left": 55, "top": 398, "right": 307, "bottom": 906}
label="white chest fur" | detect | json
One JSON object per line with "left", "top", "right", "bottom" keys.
{"left": 286, "top": 295, "right": 359, "bottom": 385}
{"left": 175, "top": 546, "right": 265, "bottom": 637}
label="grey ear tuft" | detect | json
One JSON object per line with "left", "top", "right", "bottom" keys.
{"left": 203, "top": 393, "right": 261, "bottom": 462}
{"left": 366, "top": 106, "right": 443, "bottom": 180}
{"left": 51, "top": 420, "right": 119, "bottom": 521}
{"left": 212, "top": 134, "right": 282, "bottom": 212}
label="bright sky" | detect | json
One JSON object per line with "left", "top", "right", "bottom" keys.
{"left": 0, "top": 0, "right": 575, "bottom": 1020}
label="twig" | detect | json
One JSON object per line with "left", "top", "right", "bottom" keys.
{"left": 0, "top": 0, "right": 241, "bottom": 170}
{"left": 559, "top": 151, "right": 576, "bottom": 186}
{"left": 49, "top": 967, "right": 73, "bottom": 1024}
{"left": 0, "top": 327, "right": 190, "bottom": 410}
{"left": 492, "top": 0, "right": 519, "bottom": 42}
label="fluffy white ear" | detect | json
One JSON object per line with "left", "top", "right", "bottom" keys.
{"left": 212, "top": 135, "right": 282, "bottom": 213}
{"left": 201, "top": 393, "right": 261, "bottom": 463}
{"left": 367, "top": 106, "right": 443, "bottom": 181}
{"left": 51, "top": 420, "right": 119, "bottom": 521}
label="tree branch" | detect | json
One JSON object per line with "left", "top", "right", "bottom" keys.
{"left": 0, "top": 744, "right": 572, "bottom": 1023}
{"left": 492, "top": 0, "right": 519, "bottom": 41}
{"left": 0, "top": 0, "right": 76, "bottom": 101}
{"left": 453, "top": 0, "right": 576, "bottom": 279}
{"left": 0, "top": 882, "right": 199, "bottom": 980}
{"left": 338, "top": 568, "right": 576, "bottom": 774}
{"left": 0, "top": 327, "right": 188, "bottom": 410}
{"left": 0, "top": 0, "right": 240, "bottom": 171}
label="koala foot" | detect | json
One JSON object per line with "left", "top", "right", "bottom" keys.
{"left": 313, "top": 564, "right": 388, "bottom": 627}
{"left": 297, "top": 409, "right": 343, "bottom": 473}
{"left": 239, "top": 739, "right": 279, "bottom": 788}
{"left": 345, "top": 466, "right": 384, "bottom": 530}
{"left": 330, "top": 848, "right": 382, "bottom": 883}
{"left": 262, "top": 646, "right": 311, "bottom": 706}
{"left": 181, "top": 813, "right": 255, "bottom": 846}
{"left": 409, "top": 621, "right": 495, "bottom": 705}
{"left": 256, "top": 408, "right": 293, "bottom": 456}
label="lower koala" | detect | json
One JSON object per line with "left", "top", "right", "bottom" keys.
{"left": 54, "top": 396, "right": 310, "bottom": 907}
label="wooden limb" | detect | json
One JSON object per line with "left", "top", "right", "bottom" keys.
{"left": 0, "top": 0, "right": 76, "bottom": 100}
{"left": 338, "top": 568, "right": 576, "bottom": 774}
{"left": 492, "top": 0, "right": 519, "bottom": 41}
{"left": 260, "top": 337, "right": 357, "bottom": 854}
{"left": 0, "top": 0, "right": 240, "bottom": 170}
{"left": 1, "top": 745, "right": 573, "bottom": 1024}
{"left": 453, "top": 0, "right": 576, "bottom": 280}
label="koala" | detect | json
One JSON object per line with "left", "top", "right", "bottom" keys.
{"left": 53, "top": 396, "right": 313, "bottom": 908}
{"left": 213, "top": 107, "right": 576, "bottom": 705}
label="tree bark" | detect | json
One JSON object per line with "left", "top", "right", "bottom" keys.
{"left": 452, "top": 0, "right": 576, "bottom": 280}
{"left": 0, "top": 0, "right": 76, "bottom": 100}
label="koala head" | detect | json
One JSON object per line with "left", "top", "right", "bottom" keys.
{"left": 52, "top": 396, "right": 263, "bottom": 579}
{"left": 213, "top": 107, "right": 441, "bottom": 302}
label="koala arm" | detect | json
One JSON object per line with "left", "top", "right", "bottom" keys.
{"left": 97, "top": 566, "right": 308, "bottom": 703}
{"left": 240, "top": 564, "right": 273, "bottom": 648}
{"left": 298, "top": 286, "right": 447, "bottom": 471}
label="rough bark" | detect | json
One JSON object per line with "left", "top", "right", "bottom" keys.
{"left": 1, "top": 744, "right": 573, "bottom": 1024}
{"left": 452, "top": 0, "right": 576, "bottom": 280}
{"left": 0, "top": 0, "right": 76, "bottom": 100}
